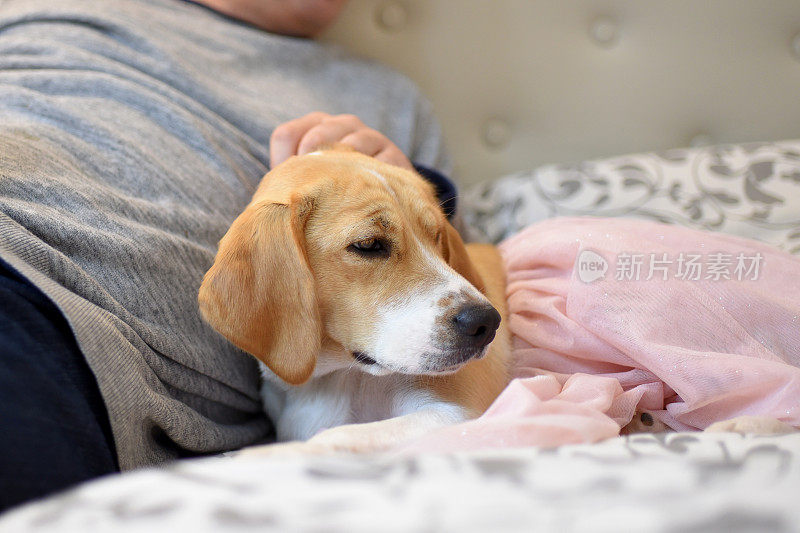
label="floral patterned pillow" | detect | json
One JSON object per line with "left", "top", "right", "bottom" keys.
{"left": 461, "top": 140, "right": 800, "bottom": 254}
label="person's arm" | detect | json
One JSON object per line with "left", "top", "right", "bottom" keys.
{"left": 270, "top": 112, "right": 457, "bottom": 217}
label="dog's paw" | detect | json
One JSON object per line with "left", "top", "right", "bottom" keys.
{"left": 234, "top": 441, "right": 326, "bottom": 458}
{"left": 705, "top": 416, "right": 798, "bottom": 435}
{"left": 306, "top": 425, "right": 382, "bottom": 453}
{"left": 231, "top": 431, "right": 371, "bottom": 459}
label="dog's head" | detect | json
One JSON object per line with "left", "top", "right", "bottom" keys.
{"left": 198, "top": 146, "right": 500, "bottom": 385}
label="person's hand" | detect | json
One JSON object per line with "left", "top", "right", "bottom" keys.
{"left": 270, "top": 112, "right": 413, "bottom": 170}
{"left": 195, "top": 0, "right": 348, "bottom": 38}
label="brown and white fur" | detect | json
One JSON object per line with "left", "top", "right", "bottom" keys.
{"left": 199, "top": 146, "right": 794, "bottom": 456}
{"left": 199, "top": 146, "right": 510, "bottom": 454}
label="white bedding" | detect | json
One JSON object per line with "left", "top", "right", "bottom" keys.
{"left": 462, "top": 140, "right": 800, "bottom": 255}
{"left": 3, "top": 140, "right": 800, "bottom": 531}
{"left": 2, "top": 432, "right": 799, "bottom": 532}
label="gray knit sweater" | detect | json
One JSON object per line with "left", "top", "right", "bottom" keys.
{"left": 0, "top": 0, "right": 450, "bottom": 469}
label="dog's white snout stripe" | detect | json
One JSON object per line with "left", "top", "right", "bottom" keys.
{"left": 369, "top": 234, "right": 489, "bottom": 372}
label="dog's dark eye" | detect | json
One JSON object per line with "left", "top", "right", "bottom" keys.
{"left": 348, "top": 238, "right": 389, "bottom": 258}
{"left": 347, "top": 239, "right": 389, "bottom": 257}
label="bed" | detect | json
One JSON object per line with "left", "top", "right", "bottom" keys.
{"left": 3, "top": 1, "right": 800, "bottom": 530}
{"left": 2, "top": 139, "right": 799, "bottom": 531}
{"left": 1, "top": 432, "right": 799, "bottom": 532}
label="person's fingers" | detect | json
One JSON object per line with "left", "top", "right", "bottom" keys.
{"left": 271, "top": 113, "right": 412, "bottom": 170}
{"left": 296, "top": 114, "right": 363, "bottom": 155}
{"left": 339, "top": 130, "right": 387, "bottom": 158}
{"left": 269, "top": 112, "right": 329, "bottom": 168}
{"left": 375, "top": 145, "right": 413, "bottom": 170}
{"left": 341, "top": 130, "right": 412, "bottom": 169}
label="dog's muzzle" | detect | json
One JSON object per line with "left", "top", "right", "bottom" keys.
{"left": 442, "top": 303, "right": 501, "bottom": 366}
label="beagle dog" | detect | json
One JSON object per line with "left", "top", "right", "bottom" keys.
{"left": 199, "top": 145, "right": 511, "bottom": 454}
{"left": 199, "top": 146, "right": 796, "bottom": 455}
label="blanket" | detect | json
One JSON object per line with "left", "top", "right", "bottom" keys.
{"left": 406, "top": 217, "right": 800, "bottom": 452}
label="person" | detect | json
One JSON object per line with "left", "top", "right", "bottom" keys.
{"left": 0, "top": 0, "right": 454, "bottom": 511}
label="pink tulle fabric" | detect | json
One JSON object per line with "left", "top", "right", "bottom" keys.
{"left": 404, "top": 217, "right": 800, "bottom": 452}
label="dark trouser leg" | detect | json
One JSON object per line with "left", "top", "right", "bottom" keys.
{"left": 0, "top": 258, "right": 118, "bottom": 512}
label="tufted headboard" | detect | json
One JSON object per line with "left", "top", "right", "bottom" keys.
{"left": 322, "top": 1, "right": 800, "bottom": 187}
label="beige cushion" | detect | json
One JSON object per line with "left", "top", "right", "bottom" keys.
{"left": 323, "top": 1, "right": 800, "bottom": 187}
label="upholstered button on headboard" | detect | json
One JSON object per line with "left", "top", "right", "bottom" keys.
{"left": 322, "top": 1, "right": 800, "bottom": 186}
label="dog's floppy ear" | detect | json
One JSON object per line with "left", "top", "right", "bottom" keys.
{"left": 442, "top": 221, "right": 486, "bottom": 294}
{"left": 198, "top": 196, "right": 320, "bottom": 385}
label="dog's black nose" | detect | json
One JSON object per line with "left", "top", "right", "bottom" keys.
{"left": 452, "top": 303, "right": 501, "bottom": 349}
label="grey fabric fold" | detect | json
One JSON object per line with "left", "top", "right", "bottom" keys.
{"left": 0, "top": 0, "right": 450, "bottom": 469}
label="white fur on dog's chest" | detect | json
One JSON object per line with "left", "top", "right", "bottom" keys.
{"left": 259, "top": 363, "right": 466, "bottom": 442}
